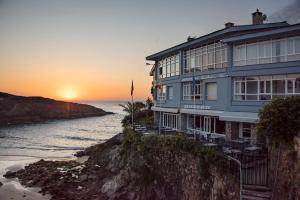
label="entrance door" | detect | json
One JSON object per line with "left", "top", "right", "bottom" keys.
{"left": 203, "top": 116, "right": 211, "bottom": 133}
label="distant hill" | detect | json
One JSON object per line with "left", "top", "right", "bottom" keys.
{"left": 0, "top": 92, "right": 112, "bottom": 126}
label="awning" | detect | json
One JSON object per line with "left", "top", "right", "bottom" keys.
{"left": 219, "top": 112, "right": 258, "bottom": 123}
{"left": 151, "top": 106, "right": 179, "bottom": 113}
{"left": 180, "top": 108, "right": 223, "bottom": 117}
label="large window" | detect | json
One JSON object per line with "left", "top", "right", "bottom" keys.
{"left": 206, "top": 82, "right": 217, "bottom": 100}
{"left": 168, "top": 86, "right": 173, "bottom": 100}
{"left": 187, "top": 115, "right": 225, "bottom": 134}
{"left": 233, "top": 36, "right": 300, "bottom": 66}
{"left": 162, "top": 113, "right": 179, "bottom": 130}
{"left": 182, "top": 81, "right": 202, "bottom": 100}
{"left": 233, "top": 74, "right": 300, "bottom": 101}
{"left": 239, "top": 123, "right": 251, "bottom": 138}
{"left": 157, "top": 85, "right": 167, "bottom": 100}
{"left": 158, "top": 54, "right": 180, "bottom": 79}
{"left": 184, "top": 42, "right": 227, "bottom": 73}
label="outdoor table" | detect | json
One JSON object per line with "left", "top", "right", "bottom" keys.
{"left": 204, "top": 143, "right": 218, "bottom": 148}
{"left": 222, "top": 147, "right": 232, "bottom": 154}
{"left": 245, "top": 146, "right": 261, "bottom": 151}
{"left": 210, "top": 134, "right": 225, "bottom": 143}
{"left": 245, "top": 146, "right": 262, "bottom": 155}
{"left": 230, "top": 139, "right": 248, "bottom": 150}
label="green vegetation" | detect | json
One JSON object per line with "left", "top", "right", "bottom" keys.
{"left": 257, "top": 96, "right": 300, "bottom": 145}
{"left": 119, "top": 98, "right": 154, "bottom": 127}
{"left": 121, "top": 128, "right": 229, "bottom": 180}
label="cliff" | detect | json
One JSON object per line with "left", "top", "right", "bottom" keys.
{"left": 8, "top": 130, "right": 239, "bottom": 200}
{"left": 0, "top": 92, "right": 112, "bottom": 125}
{"left": 267, "top": 134, "right": 300, "bottom": 200}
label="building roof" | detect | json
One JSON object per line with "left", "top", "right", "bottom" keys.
{"left": 146, "top": 22, "right": 289, "bottom": 61}
{"left": 222, "top": 22, "right": 300, "bottom": 43}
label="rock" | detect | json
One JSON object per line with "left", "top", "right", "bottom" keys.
{"left": 79, "top": 174, "right": 88, "bottom": 182}
{"left": 17, "top": 169, "right": 25, "bottom": 174}
{"left": 0, "top": 181, "right": 3, "bottom": 187}
{"left": 0, "top": 92, "right": 111, "bottom": 126}
{"left": 4, "top": 171, "right": 17, "bottom": 178}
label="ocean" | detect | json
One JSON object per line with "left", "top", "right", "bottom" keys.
{"left": 0, "top": 101, "right": 127, "bottom": 199}
{"left": 0, "top": 101, "right": 125, "bottom": 171}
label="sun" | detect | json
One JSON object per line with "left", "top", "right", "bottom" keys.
{"left": 60, "top": 88, "right": 78, "bottom": 101}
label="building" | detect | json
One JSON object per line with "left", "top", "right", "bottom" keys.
{"left": 146, "top": 10, "right": 300, "bottom": 144}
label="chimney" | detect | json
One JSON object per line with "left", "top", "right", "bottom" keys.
{"left": 187, "top": 36, "right": 196, "bottom": 42}
{"left": 225, "top": 22, "right": 234, "bottom": 28}
{"left": 252, "top": 9, "right": 267, "bottom": 25}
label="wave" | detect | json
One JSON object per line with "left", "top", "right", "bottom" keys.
{"left": 0, "top": 135, "right": 25, "bottom": 140}
{"left": 0, "top": 154, "right": 74, "bottom": 160}
{"left": 0, "top": 145, "right": 84, "bottom": 151}
{"left": 62, "top": 136, "right": 99, "bottom": 142}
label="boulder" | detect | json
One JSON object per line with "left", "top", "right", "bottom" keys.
{"left": 4, "top": 171, "right": 17, "bottom": 178}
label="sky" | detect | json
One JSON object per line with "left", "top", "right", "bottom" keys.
{"left": 0, "top": 0, "right": 296, "bottom": 101}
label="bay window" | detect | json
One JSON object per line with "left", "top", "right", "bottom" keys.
{"left": 233, "top": 74, "right": 300, "bottom": 101}
{"left": 184, "top": 42, "right": 227, "bottom": 73}
{"left": 158, "top": 54, "right": 180, "bottom": 79}
{"left": 233, "top": 36, "right": 300, "bottom": 66}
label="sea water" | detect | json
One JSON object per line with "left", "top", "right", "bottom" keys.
{"left": 0, "top": 101, "right": 125, "bottom": 162}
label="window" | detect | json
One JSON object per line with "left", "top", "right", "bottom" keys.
{"left": 184, "top": 42, "right": 227, "bottom": 73}
{"left": 168, "top": 86, "right": 173, "bottom": 100}
{"left": 158, "top": 54, "right": 180, "bottom": 79}
{"left": 162, "top": 113, "right": 179, "bottom": 130}
{"left": 157, "top": 85, "right": 167, "bottom": 100}
{"left": 182, "top": 81, "right": 202, "bottom": 100}
{"left": 233, "top": 36, "right": 300, "bottom": 66}
{"left": 233, "top": 74, "right": 300, "bottom": 101}
{"left": 187, "top": 115, "right": 225, "bottom": 134}
{"left": 239, "top": 123, "right": 251, "bottom": 138}
{"left": 206, "top": 82, "right": 217, "bottom": 100}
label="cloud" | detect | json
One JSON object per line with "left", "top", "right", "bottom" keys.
{"left": 269, "top": 0, "right": 300, "bottom": 24}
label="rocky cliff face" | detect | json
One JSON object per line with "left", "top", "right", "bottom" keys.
{"left": 268, "top": 135, "right": 300, "bottom": 200}
{"left": 0, "top": 92, "right": 111, "bottom": 125}
{"left": 11, "top": 131, "right": 239, "bottom": 200}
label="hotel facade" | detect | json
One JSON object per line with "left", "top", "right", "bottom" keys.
{"left": 146, "top": 10, "right": 300, "bottom": 144}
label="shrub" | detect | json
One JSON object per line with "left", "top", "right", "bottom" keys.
{"left": 257, "top": 96, "right": 300, "bottom": 145}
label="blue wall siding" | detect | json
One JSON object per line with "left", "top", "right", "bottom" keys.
{"left": 153, "top": 37, "right": 300, "bottom": 114}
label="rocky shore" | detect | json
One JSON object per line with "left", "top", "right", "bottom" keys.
{"left": 0, "top": 92, "right": 112, "bottom": 126}
{"left": 3, "top": 131, "right": 239, "bottom": 200}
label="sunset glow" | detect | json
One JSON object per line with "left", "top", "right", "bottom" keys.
{"left": 0, "top": 0, "right": 293, "bottom": 101}
{"left": 60, "top": 88, "right": 78, "bottom": 100}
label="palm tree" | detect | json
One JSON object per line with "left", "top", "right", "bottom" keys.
{"left": 146, "top": 97, "right": 153, "bottom": 110}
{"left": 119, "top": 101, "right": 146, "bottom": 116}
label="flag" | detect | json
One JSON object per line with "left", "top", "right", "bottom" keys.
{"left": 131, "top": 80, "right": 134, "bottom": 96}
{"left": 191, "top": 75, "right": 196, "bottom": 95}
{"left": 157, "top": 84, "right": 163, "bottom": 95}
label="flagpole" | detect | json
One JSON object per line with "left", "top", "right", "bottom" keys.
{"left": 131, "top": 94, "right": 134, "bottom": 128}
{"left": 131, "top": 80, "right": 134, "bottom": 129}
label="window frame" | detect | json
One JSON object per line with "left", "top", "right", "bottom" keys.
{"left": 233, "top": 36, "right": 300, "bottom": 66}
{"left": 233, "top": 74, "right": 300, "bottom": 101}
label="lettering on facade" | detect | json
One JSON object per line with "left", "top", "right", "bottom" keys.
{"left": 183, "top": 105, "right": 211, "bottom": 110}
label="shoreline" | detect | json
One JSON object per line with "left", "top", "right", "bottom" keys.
{"left": 0, "top": 112, "right": 114, "bottom": 127}
{"left": 0, "top": 154, "right": 89, "bottom": 200}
